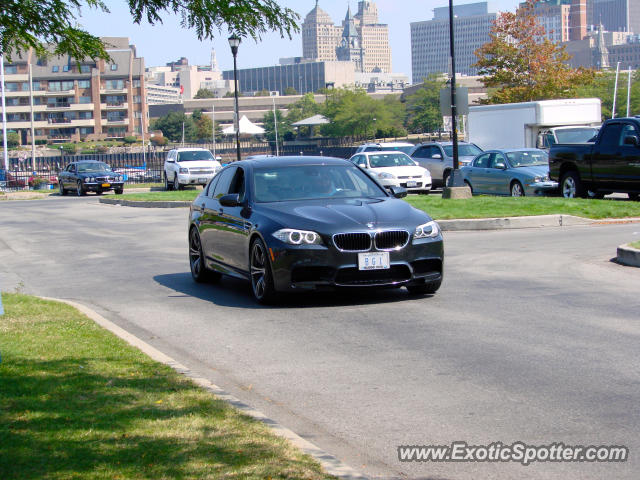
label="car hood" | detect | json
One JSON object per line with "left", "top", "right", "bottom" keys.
{"left": 176, "top": 160, "right": 221, "bottom": 169}
{"left": 511, "top": 165, "right": 549, "bottom": 177}
{"left": 371, "top": 166, "right": 430, "bottom": 178}
{"left": 258, "top": 197, "right": 432, "bottom": 232}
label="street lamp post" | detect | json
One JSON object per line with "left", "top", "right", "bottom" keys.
{"left": 228, "top": 35, "right": 242, "bottom": 162}
{"left": 447, "top": 0, "right": 464, "bottom": 188}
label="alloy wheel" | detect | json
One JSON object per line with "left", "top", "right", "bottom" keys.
{"left": 511, "top": 182, "right": 524, "bottom": 197}
{"left": 562, "top": 177, "right": 576, "bottom": 198}
{"left": 250, "top": 241, "right": 268, "bottom": 300}
{"left": 189, "top": 228, "right": 203, "bottom": 280}
{"left": 76, "top": 181, "right": 84, "bottom": 196}
{"left": 59, "top": 181, "right": 65, "bottom": 196}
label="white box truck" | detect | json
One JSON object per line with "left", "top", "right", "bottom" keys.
{"left": 467, "top": 98, "right": 602, "bottom": 150}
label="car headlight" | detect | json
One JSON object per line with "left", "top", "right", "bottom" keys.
{"left": 85, "top": 177, "right": 94, "bottom": 183}
{"left": 179, "top": 168, "right": 189, "bottom": 174}
{"left": 377, "top": 172, "right": 395, "bottom": 179}
{"left": 117, "top": 176, "right": 123, "bottom": 182}
{"left": 414, "top": 221, "right": 440, "bottom": 239}
{"left": 533, "top": 175, "right": 549, "bottom": 183}
{"left": 273, "top": 229, "right": 323, "bottom": 245}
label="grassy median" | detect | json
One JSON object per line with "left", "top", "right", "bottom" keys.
{"left": 0, "top": 293, "right": 334, "bottom": 480}
{"left": 115, "top": 190, "right": 640, "bottom": 220}
{"left": 630, "top": 241, "right": 640, "bottom": 249}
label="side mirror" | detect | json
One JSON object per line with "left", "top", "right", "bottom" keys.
{"left": 623, "top": 135, "right": 639, "bottom": 146}
{"left": 166, "top": 159, "right": 175, "bottom": 163}
{"left": 495, "top": 163, "right": 507, "bottom": 170}
{"left": 387, "top": 185, "right": 407, "bottom": 198}
{"left": 220, "top": 193, "right": 240, "bottom": 207}
{"left": 432, "top": 154, "right": 442, "bottom": 160}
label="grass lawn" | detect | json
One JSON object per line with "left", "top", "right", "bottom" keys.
{"left": 0, "top": 293, "right": 335, "bottom": 480}
{"left": 124, "top": 182, "right": 164, "bottom": 190}
{"left": 630, "top": 240, "right": 640, "bottom": 249}
{"left": 117, "top": 190, "right": 640, "bottom": 220}
{"left": 406, "top": 195, "right": 640, "bottom": 220}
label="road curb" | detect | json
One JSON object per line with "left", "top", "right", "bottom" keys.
{"left": 42, "top": 297, "right": 369, "bottom": 480}
{"left": 438, "top": 214, "right": 593, "bottom": 231}
{"left": 616, "top": 243, "right": 640, "bottom": 267}
{"left": 99, "top": 197, "right": 191, "bottom": 208}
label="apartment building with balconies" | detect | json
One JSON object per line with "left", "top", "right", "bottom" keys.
{"left": 1, "top": 37, "right": 147, "bottom": 144}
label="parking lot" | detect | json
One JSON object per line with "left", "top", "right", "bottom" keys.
{"left": 1, "top": 196, "right": 639, "bottom": 479}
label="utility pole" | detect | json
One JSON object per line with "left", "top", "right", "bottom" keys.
{"left": 1, "top": 53, "right": 9, "bottom": 172}
{"left": 29, "top": 62, "right": 36, "bottom": 171}
{"left": 212, "top": 103, "right": 217, "bottom": 159}
{"left": 272, "top": 95, "right": 279, "bottom": 156}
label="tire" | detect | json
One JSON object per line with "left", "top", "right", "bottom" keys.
{"left": 59, "top": 181, "right": 66, "bottom": 196}
{"left": 464, "top": 180, "right": 473, "bottom": 195}
{"left": 115, "top": 188, "right": 123, "bottom": 195}
{"left": 629, "top": 193, "right": 640, "bottom": 201}
{"left": 510, "top": 181, "right": 525, "bottom": 197}
{"left": 189, "top": 228, "right": 220, "bottom": 283}
{"left": 407, "top": 278, "right": 442, "bottom": 295}
{"left": 95, "top": 190, "right": 103, "bottom": 196}
{"left": 250, "top": 237, "right": 278, "bottom": 304}
{"left": 76, "top": 180, "right": 85, "bottom": 196}
{"left": 173, "top": 175, "right": 181, "bottom": 191}
{"left": 560, "top": 171, "right": 583, "bottom": 198}
{"left": 443, "top": 170, "right": 451, "bottom": 187}
{"left": 164, "top": 172, "right": 170, "bottom": 191}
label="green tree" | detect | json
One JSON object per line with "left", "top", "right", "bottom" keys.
{"left": 322, "top": 88, "right": 403, "bottom": 139}
{"left": 405, "top": 76, "right": 445, "bottom": 133}
{"left": 153, "top": 111, "right": 196, "bottom": 142}
{"left": 255, "top": 89, "right": 271, "bottom": 97}
{"left": 284, "top": 87, "right": 298, "bottom": 96}
{"left": 0, "top": 131, "right": 20, "bottom": 148}
{"left": 1, "top": 1, "right": 299, "bottom": 62}
{"left": 194, "top": 88, "right": 215, "bottom": 99}
{"left": 473, "top": 0, "right": 594, "bottom": 103}
{"left": 262, "top": 108, "right": 291, "bottom": 143}
{"left": 575, "top": 70, "right": 640, "bottom": 119}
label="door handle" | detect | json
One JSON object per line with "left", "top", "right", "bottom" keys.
{"left": 199, "top": 203, "right": 205, "bottom": 212}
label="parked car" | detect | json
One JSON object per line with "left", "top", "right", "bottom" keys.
{"left": 0, "top": 170, "right": 27, "bottom": 188}
{"left": 355, "top": 142, "right": 415, "bottom": 154}
{"left": 461, "top": 149, "right": 557, "bottom": 197}
{"left": 349, "top": 151, "right": 432, "bottom": 194}
{"left": 409, "top": 141, "right": 483, "bottom": 187}
{"left": 164, "top": 148, "right": 222, "bottom": 190}
{"left": 188, "top": 156, "right": 444, "bottom": 303}
{"left": 58, "top": 160, "right": 124, "bottom": 196}
{"left": 549, "top": 117, "right": 640, "bottom": 199}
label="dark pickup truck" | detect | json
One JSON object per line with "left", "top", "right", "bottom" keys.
{"left": 549, "top": 117, "right": 640, "bottom": 199}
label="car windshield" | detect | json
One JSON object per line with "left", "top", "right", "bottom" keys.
{"left": 505, "top": 150, "right": 549, "bottom": 167}
{"left": 368, "top": 153, "right": 416, "bottom": 168}
{"left": 253, "top": 164, "right": 387, "bottom": 202}
{"left": 553, "top": 128, "right": 600, "bottom": 144}
{"left": 177, "top": 151, "right": 215, "bottom": 162}
{"left": 443, "top": 144, "right": 483, "bottom": 157}
{"left": 77, "top": 162, "right": 112, "bottom": 173}
{"left": 364, "top": 145, "right": 414, "bottom": 154}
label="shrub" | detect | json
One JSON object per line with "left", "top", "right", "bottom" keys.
{"left": 60, "top": 143, "right": 77, "bottom": 155}
{"left": 81, "top": 149, "right": 95, "bottom": 154}
{"left": 0, "top": 132, "right": 20, "bottom": 148}
{"left": 35, "top": 139, "right": 48, "bottom": 145}
{"left": 123, "top": 136, "right": 138, "bottom": 144}
{"left": 150, "top": 136, "right": 168, "bottom": 146}
{"left": 96, "top": 145, "right": 109, "bottom": 154}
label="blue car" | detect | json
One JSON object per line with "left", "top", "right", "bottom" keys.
{"left": 461, "top": 149, "right": 558, "bottom": 197}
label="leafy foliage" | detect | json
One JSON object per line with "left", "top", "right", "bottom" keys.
{"left": 405, "top": 76, "right": 446, "bottom": 133}
{"left": 152, "top": 111, "right": 196, "bottom": 142}
{"left": 1, "top": 132, "right": 21, "bottom": 148}
{"left": 473, "top": 0, "right": 594, "bottom": 103}
{"left": 1, "top": 1, "right": 299, "bottom": 62}
{"left": 194, "top": 88, "right": 215, "bottom": 99}
{"left": 262, "top": 108, "right": 290, "bottom": 142}
{"left": 575, "top": 70, "right": 640, "bottom": 119}
{"left": 284, "top": 87, "right": 298, "bottom": 96}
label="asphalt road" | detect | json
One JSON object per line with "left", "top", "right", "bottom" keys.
{"left": 1, "top": 195, "right": 639, "bottom": 480}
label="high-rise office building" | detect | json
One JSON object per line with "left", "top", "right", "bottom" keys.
{"left": 1, "top": 37, "right": 147, "bottom": 143}
{"left": 301, "top": 1, "right": 392, "bottom": 73}
{"left": 410, "top": 2, "right": 496, "bottom": 82}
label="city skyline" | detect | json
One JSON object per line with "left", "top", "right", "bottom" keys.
{"left": 78, "top": 0, "right": 522, "bottom": 76}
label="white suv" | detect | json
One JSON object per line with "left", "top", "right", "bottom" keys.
{"left": 164, "top": 148, "right": 222, "bottom": 190}
{"left": 354, "top": 142, "right": 415, "bottom": 155}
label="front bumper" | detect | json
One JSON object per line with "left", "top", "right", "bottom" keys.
{"left": 268, "top": 236, "right": 444, "bottom": 292}
{"left": 177, "top": 173, "right": 217, "bottom": 186}
{"left": 83, "top": 181, "right": 124, "bottom": 192}
{"left": 524, "top": 181, "right": 559, "bottom": 196}
{"left": 378, "top": 178, "right": 432, "bottom": 193}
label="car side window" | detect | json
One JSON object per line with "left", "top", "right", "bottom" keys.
{"left": 600, "top": 123, "right": 623, "bottom": 147}
{"left": 205, "top": 175, "right": 219, "bottom": 198}
{"left": 620, "top": 124, "right": 639, "bottom": 145}
{"left": 474, "top": 153, "right": 491, "bottom": 168}
{"left": 228, "top": 167, "right": 246, "bottom": 202}
{"left": 412, "top": 147, "right": 428, "bottom": 159}
{"left": 489, "top": 154, "right": 507, "bottom": 169}
{"left": 212, "top": 166, "right": 236, "bottom": 199}
{"left": 355, "top": 155, "right": 367, "bottom": 168}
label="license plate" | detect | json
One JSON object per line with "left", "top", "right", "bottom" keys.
{"left": 198, "top": 177, "right": 207, "bottom": 183}
{"left": 406, "top": 181, "right": 417, "bottom": 187}
{"left": 101, "top": 183, "right": 110, "bottom": 188}
{"left": 358, "top": 251, "right": 390, "bottom": 270}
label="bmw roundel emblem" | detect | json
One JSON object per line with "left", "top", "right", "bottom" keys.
{"left": 366, "top": 222, "right": 374, "bottom": 228}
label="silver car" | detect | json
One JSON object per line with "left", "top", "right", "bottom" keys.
{"left": 409, "top": 141, "right": 483, "bottom": 187}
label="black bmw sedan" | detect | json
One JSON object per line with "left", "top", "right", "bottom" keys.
{"left": 188, "top": 157, "right": 444, "bottom": 303}
{"left": 58, "top": 160, "right": 125, "bottom": 196}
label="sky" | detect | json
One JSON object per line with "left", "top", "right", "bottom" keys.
{"left": 79, "top": 0, "right": 522, "bottom": 76}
